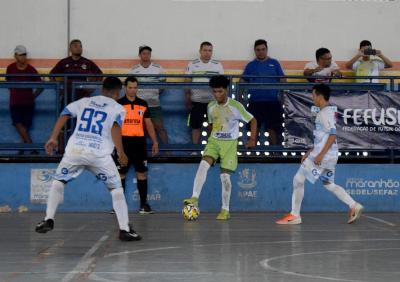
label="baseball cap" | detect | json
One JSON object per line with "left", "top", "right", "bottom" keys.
{"left": 14, "top": 45, "right": 27, "bottom": 55}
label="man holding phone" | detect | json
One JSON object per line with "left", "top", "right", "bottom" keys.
{"left": 345, "top": 40, "right": 393, "bottom": 83}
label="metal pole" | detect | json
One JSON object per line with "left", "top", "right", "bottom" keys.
{"left": 67, "top": 0, "right": 71, "bottom": 55}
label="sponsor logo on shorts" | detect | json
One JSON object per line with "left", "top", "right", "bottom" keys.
{"left": 61, "top": 168, "right": 69, "bottom": 175}
{"left": 97, "top": 173, "right": 108, "bottom": 182}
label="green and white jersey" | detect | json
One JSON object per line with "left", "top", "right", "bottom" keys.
{"left": 208, "top": 98, "right": 253, "bottom": 140}
{"left": 186, "top": 58, "right": 224, "bottom": 103}
{"left": 128, "top": 62, "right": 165, "bottom": 107}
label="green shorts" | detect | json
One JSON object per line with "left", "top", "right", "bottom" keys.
{"left": 203, "top": 137, "right": 238, "bottom": 173}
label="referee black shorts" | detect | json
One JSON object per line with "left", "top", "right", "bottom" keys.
{"left": 112, "top": 137, "right": 148, "bottom": 174}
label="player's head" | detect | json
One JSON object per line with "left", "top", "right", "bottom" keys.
{"left": 199, "top": 41, "right": 213, "bottom": 61}
{"left": 124, "top": 76, "right": 138, "bottom": 98}
{"left": 316, "top": 47, "right": 332, "bottom": 68}
{"left": 69, "top": 39, "right": 82, "bottom": 56}
{"left": 359, "top": 40, "right": 372, "bottom": 58}
{"left": 312, "top": 84, "right": 331, "bottom": 106}
{"left": 254, "top": 39, "right": 268, "bottom": 61}
{"left": 14, "top": 45, "right": 27, "bottom": 64}
{"left": 209, "top": 75, "right": 230, "bottom": 104}
{"left": 102, "top": 76, "right": 122, "bottom": 100}
{"left": 139, "top": 45, "right": 152, "bottom": 62}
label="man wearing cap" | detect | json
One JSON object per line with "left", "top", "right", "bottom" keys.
{"left": 50, "top": 39, "right": 103, "bottom": 102}
{"left": 6, "top": 45, "right": 43, "bottom": 149}
{"left": 128, "top": 46, "right": 168, "bottom": 144}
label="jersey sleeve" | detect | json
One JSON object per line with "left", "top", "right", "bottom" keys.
{"left": 352, "top": 60, "right": 361, "bottom": 71}
{"left": 185, "top": 63, "right": 193, "bottom": 74}
{"left": 114, "top": 105, "right": 126, "bottom": 127}
{"left": 207, "top": 102, "right": 214, "bottom": 124}
{"left": 275, "top": 61, "right": 285, "bottom": 76}
{"left": 61, "top": 100, "right": 81, "bottom": 118}
{"left": 218, "top": 62, "right": 224, "bottom": 74}
{"left": 235, "top": 102, "right": 253, "bottom": 123}
{"left": 321, "top": 109, "right": 337, "bottom": 135}
{"left": 50, "top": 60, "right": 64, "bottom": 74}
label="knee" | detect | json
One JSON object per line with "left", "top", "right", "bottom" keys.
{"left": 220, "top": 173, "right": 231, "bottom": 190}
{"left": 110, "top": 188, "right": 125, "bottom": 200}
{"left": 293, "top": 172, "right": 305, "bottom": 188}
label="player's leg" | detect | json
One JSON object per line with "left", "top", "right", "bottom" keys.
{"left": 189, "top": 102, "right": 207, "bottom": 145}
{"left": 90, "top": 155, "right": 141, "bottom": 241}
{"left": 150, "top": 107, "right": 168, "bottom": 144}
{"left": 216, "top": 140, "right": 237, "bottom": 220}
{"left": 276, "top": 166, "right": 305, "bottom": 224}
{"left": 320, "top": 169, "right": 364, "bottom": 224}
{"left": 35, "top": 155, "right": 84, "bottom": 233}
{"left": 11, "top": 106, "right": 33, "bottom": 144}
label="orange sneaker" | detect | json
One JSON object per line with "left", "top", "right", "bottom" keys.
{"left": 276, "top": 213, "right": 302, "bottom": 225}
{"left": 348, "top": 203, "right": 364, "bottom": 224}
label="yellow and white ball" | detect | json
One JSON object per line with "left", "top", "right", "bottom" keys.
{"left": 182, "top": 204, "right": 200, "bottom": 221}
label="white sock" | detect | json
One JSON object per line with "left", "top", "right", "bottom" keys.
{"left": 192, "top": 160, "right": 210, "bottom": 198}
{"left": 45, "top": 180, "right": 65, "bottom": 220}
{"left": 220, "top": 173, "right": 232, "bottom": 211}
{"left": 291, "top": 170, "right": 305, "bottom": 217}
{"left": 323, "top": 183, "right": 356, "bottom": 208}
{"left": 110, "top": 188, "right": 130, "bottom": 232}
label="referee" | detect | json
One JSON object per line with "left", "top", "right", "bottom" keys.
{"left": 113, "top": 76, "right": 159, "bottom": 214}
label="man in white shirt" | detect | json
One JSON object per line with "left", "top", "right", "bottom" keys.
{"left": 345, "top": 40, "right": 393, "bottom": 83}
{"left": 304, "top": 48, "right": 342, "bottom": 83}
{"left": 185, "top": 42, "right": 224, "bottom": 144}
{"left": 129, "top": 45, "right": 168, "bottom": 144}
{"left": 35, "top": 77, "right": 142, "bottom": 241}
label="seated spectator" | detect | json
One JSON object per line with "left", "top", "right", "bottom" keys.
{"left": 6, "top": 45, "right": 43, "bottom": 149}
{"left": 129, "top": 45, "right": 168, "bottom": 144}
{"left": 304, "top": 48, "right": 342, "bottom": 83}
{"left": 185, "top": 41, "right": 224, "bottom": 144}
{"left": 242, "top": 39, "right": 285, "bottom": 145}
{"left": 50, "top": 39, "right": 102, "bottom": 102}
{"left": 345, "top": 40, "right": 393, "bottom": 83}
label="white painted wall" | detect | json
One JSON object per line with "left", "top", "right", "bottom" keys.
{"left": 1, "top": 0, "right": 399, "bottom": 61}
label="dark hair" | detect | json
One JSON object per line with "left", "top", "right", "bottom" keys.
{"left": 124, "top": 76, "right": 138, "bottom": 86}
{"left": 70, "top": 39, "right": 82, "bottom": 46}
{"left": 254, "top": 39, "right": 268, "bottom": 49}
{"left": 139, "top": 45, "right": 152, "bottom": 54}
{"left": 103, "top": 76, "right": 122, "bottom": 91}
{"left": 359, "top": 40, "right": 372, "bottom": 49}
{"left": 316, "top": 48, "right": 330, "bottom": 61}
{"left": 312, "top": 84, "right": 331, "bottom": 101}
{"left": 209, "top": 75, "right": 230, "bottom": 89}
{"left": 200, "top": 41, "right": 213, "bottom": 49}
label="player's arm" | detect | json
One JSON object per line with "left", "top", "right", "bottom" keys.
{"left": 144, "top": 118, "right": 159, "bottom": 156}
{"left": 45, "top": 115, "right": 70, "bottom": 155}
{"left": 314, "top": 135, "right": 336, "bottom": 166}
{"left": 245, "top": 117, "right": 257, "bottom": 148}
{"left": 111, "top": 123, "right": 128, "bottom": 166}
{"left": 301, "top": 147, "right": 314, "bottom": 163}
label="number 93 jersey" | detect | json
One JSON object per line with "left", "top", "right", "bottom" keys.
{"left": 61, "top": 96, "right": 126, "bottom": 157}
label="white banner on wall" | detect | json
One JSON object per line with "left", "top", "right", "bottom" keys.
{"left": 30, "top": 169, "right": 61, "bottom": 204}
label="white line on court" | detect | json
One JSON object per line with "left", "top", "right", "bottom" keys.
{"left": 105, "top": 246, "right": 181, "bottom": 258}
{"left": 362, "top": 215, "right": 396, "bottom": 227}
{"left": 61, "top": 232, "right": 109, "bottom": 282}
{"left": 260, "top": 247, "right": 400, "bottom": 282}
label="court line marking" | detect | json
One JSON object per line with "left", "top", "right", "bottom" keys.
{"left": 61, "top": 232, "right": 109, "bottom": 282}
{"left": 105, "top": 246, "right": 181, "bottom": 258}
{"left": 260, "top": 247, "right": 400, "bottom": 282}
{"left": 362, "top": 215, "right": 396, "bottom": 227}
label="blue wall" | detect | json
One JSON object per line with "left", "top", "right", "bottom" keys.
{"left": 0, "top": 163, "right": 398, "bottom": 212}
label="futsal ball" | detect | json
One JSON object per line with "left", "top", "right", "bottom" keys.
{"left": 182, "top": 204, "right": 200, "bottom": 221}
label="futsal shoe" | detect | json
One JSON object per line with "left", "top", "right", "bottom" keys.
{"left": 216, "top": 209, "right": 230, "bottom": 220}
{"left": 35, "top": 219, "right": 54, "bottom": 233}
{"left": 183, "top": 197, "right": 198, "bottom": 206}
{"left": 119, "top": 225, "right": 142, "bottom": 241}
{"left": 276, "top": 213, "right": 302, "bottom": 225}
{"left": 139, "top": 203, "right": 154, "bottom": 214}
{"left": 347, "top": 203, "right": 364, "bottom": 224}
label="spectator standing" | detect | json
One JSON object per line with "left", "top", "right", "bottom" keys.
{"left": 185, "top": 42, "right": 224, "bottom": 145}
{"left": 242, "top": 39, "right": 285, "bottom": 145}
{"left": 129, "top": 45, "right": 168, "bottom": 144}
{"left": 345, "top": 40, "right": 393, "bottom": 83}
{"left": 6, "top": 45, "right": 43, "bottom": 148}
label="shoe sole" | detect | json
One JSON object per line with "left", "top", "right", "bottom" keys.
{"left": 276, "top": 218, "right": 302, "bottom": 225}
{"left": 348, "top": 205, "right": 364, "bottom": 224}
{"left": 119, "top": 235, "right": 142, "bottom": 241}
{"left": 35, "top": 227, "right": 53, "bottom": 233}
{"left": 139, "top": 211, "right": 154, "bottom": 215}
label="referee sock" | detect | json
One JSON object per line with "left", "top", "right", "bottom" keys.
{"left": 45, "top": 180, "right": 65, "bottom": 220}
{"left": 192, "top": 160, "right": 210, "bottom": 198}
{"left": 137, "top": 179, "right": 148, "bottom": 206}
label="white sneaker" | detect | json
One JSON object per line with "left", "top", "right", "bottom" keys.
{"left": 348, "top": 203, "right": 364, "bottom": 224}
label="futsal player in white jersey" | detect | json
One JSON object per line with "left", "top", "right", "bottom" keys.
{"left": 35, "top": 77, "right": 142, "bottom": 241}
{"left": 276, "top": 84, "right": 363, "bottom": 225}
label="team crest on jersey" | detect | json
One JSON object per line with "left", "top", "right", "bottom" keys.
{"left": 138, "top": 109, "right": 144, "bottom": 116}
{"left": 82, "top": 64, "right": 87, "bottom": 70}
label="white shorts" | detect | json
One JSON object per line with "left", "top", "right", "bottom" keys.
{"left": 54, "top": 153, "right": 122, "bottom": 189}
{"left": 299, "top": 158, "right": 335, "bottom": 184}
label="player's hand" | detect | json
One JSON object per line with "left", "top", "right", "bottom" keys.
{"left": 152, "top": 142, "right": 159, "bottom": 157}
{"left": 314, "top": 66, "right": 324, "bottom": 73}
{"left": 245, "top": 138, "right": 256, "bottom": 149}
{"left": 314, "top": 154, "right": 323, "bottom": 166}
{"left": 45, "top": 138, "right": 58, "bottom": 155}
{"left": 118, "top": 151, "right": 128, "bottom": 167}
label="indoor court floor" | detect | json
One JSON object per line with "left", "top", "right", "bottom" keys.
{"left": 0, "top": 212, "right": 399, "bottom": 282}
